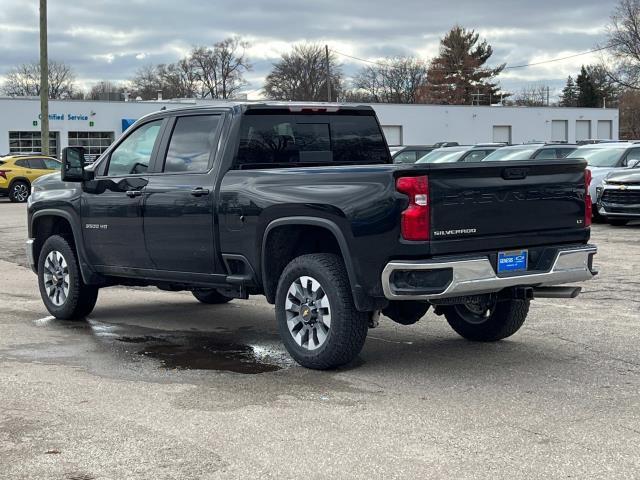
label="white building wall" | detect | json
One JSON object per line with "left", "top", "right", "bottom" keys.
{"left": 370, "top": 103, "right": 619, "bottom": 145}
{"left": 0, "top": 97, "right": 620, "bottom": 156}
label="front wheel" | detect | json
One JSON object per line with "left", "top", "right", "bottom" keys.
{"left": 37, "top": 235, "right": 99, "bottom": 320}
{"left": 443, "top": 297, "right": 530, "bottom": 342}
{"left": 275, "top": 253, "right": 369, "bottom": 370}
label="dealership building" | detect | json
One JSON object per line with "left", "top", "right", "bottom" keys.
{"left": 0, "top": 97, "right": 619, "bottom": 160}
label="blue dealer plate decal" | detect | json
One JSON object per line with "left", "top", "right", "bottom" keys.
{"left": 497, "top": 250, "right": 528, "bottom": 273}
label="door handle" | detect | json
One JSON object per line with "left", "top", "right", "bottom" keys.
{"left": 125, "top": 190, "right": 143, "bottom": 198}
{"left": 190, "top": 187, "right": 210, "bottom": 197}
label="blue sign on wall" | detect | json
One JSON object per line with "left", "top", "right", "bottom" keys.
{"left": 121, "top": 118, "right": 137, "bottom": 132}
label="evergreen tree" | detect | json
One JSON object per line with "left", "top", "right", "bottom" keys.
{"left": 559, "top": 76, "right": 578, "bottom": 107}
{"left": 420, "top": 26, "right": 506, "bottom": 105}
{"left": 576, "top": 66, "right": 599, "bottom": 107}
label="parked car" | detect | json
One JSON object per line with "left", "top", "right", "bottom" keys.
{"left": 416, "top": 144, "right": 502, "bottom": 163}
{"left": 596, "top": 169, "right": 640, "bottom": 226}
{"left": 566, "top": 143, "right": 640, "bottom": 219}
{"left": 27, "top": 103, "right": 597, "bottom": 370}
{"left": 482, "top": 143, "right": 578, "bottom": 162}
{"left": 392, "top": 145, "right": 437, "bottom": 164}
{"left": 0, "top": 154, "right": 61, "bottom": 202}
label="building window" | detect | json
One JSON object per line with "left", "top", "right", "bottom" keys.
{"left": 68, "top": 131, "right": 115, "bottom": 162}
{"left": 8, "top": 131, "right": 59, "bottom": 157}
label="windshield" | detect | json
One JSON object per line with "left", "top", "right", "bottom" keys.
{"left": 567, "top": 148, "right": 624, "bottom": 167}
{"left": 416, "top": 148, "right": 468, "bottom": 163}
{"left": 482, "top": 146, "right": 539, "bottom": 161}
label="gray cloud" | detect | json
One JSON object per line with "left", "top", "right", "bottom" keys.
{"left": 0, "top": 0, "right": 613, "bottom": 97}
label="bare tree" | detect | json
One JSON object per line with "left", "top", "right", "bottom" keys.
{"left": 619, "top": 89, "right": 640, "bottom": 137}
{"left": 510, "top": 85, "right": 549, "bottom": 106}
{"left": 128, "top": 64, "right": 162, "bottom": 100}
{"left": 190, "top": 37, "right": 251, "bottom": 99}
{"left": 352, "top": 57, "right": 429, "bottom": 103}
{"left": 607, "top": 0, "right": 640, "bottom": 88}
{"left": 264, "top": 43, "right": 343, "bottom": 101}
{"left": 1, "top": 61, "right": 77, "bottom": 98}
{"left": 87, "top": 80, "right": 126, "bottom": 101}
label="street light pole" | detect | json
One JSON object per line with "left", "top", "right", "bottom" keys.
{"left": 39, "top": 0, "right": 49, "bottom": 156}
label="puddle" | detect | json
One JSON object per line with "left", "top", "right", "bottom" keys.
{"left": 138, "top": 339, "right": 282, "bottom": 374}
{"left": 32, "top": 316, "right": 287, "bottom": 375}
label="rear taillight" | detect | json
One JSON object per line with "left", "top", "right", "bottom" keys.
{"left": 584, "top": 169, "right": 592, "bottom": 227}
{"left": 0, "top": 170, "right": 10, "bottom": 180}
{"left": 396, "top": 175, "right": 430, "bottom": 241}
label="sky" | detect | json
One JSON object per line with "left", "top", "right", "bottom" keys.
{"left": 0, "top": 0, "right": 615, "bottom": 100}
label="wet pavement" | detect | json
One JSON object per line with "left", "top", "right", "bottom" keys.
{"left": 1, "top": 198, "right": 640, "bottom": 479}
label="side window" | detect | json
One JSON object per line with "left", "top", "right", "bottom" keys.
{"left": 394, "top": 151, "right": 417, "bottom": 163}
{"left": 533, "top": 148, "right": 556, "bottom": 160}
{"left": 28, "top": 158, "right": 47, "bottom": 169}
{"left": 624, "top": 148, "right": 640, "bottom": 166}
{"left": 557, "top": 148, "right": 575, "bottom": 158}
{"left": 107, "top": 120, "right": 163, "bottom": 176}
{"left": 164, "top": 115, "right": 221, "bottom": 173}
{"left": 464, "top": 150, "right": 488, "bottom": 162}
{"left": 43, "top": 159, "right": 61, "bottom": 170}
{"left": 15, "top": 159, "right": 29, "bottom": 168}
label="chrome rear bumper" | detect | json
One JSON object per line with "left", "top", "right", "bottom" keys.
{"left": 381, "top": 245, "right": 597, "bottom": 301}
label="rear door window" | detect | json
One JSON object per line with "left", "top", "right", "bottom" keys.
{"left": 28, "top": 158, "right": 47, "bottom": 169}
{"left": 463, "top": 150, "right": 489, "bottom": 162}
{"left": 15, "top": 159, "right": 29, "bottom": 168}
{"left": 394, "top": 151, "right": 417, "bottom": 163}
{"left": 163, "top": 115, "right": 221, "bottom": 173}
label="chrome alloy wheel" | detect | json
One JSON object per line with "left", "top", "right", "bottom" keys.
{"left": 12, "top": 183, "right": 29, "bottom": 202}
{"left": 285, "top": 275, "right": 331, "bottom": 351}
{"left": 43, "top": 250, "right": 70, "bottom": 306}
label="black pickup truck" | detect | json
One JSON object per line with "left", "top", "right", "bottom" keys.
{"left": 26, "top": 103, "right": 597, "bottom": 369}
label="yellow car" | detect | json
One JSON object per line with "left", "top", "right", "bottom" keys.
{"left": 0, "top": 154, "right": 61, "bottom": 202}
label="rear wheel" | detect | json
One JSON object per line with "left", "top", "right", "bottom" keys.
{"left": 275, "top": 253, "right": 368, "bottom": 370}
{"left": 38, "top": 235, "right": 99, "bottom": 320}
{"left": 609, "top": 219, "right": 629, "bottom": 226}
{"left": 443, "top": 297, "right": 530, "bottom": 342}
{"left": 192, "top": 289, "right": 233, "bottom": 304}
{"left": 9, "top": 181, "right": 29, "bottom": 203}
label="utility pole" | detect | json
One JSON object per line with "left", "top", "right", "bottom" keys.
{"left": 325, "top": 44, "right": 331, "bottom": 102}
{"left": 39, "top": 0, "right": 49, "bottom": 156}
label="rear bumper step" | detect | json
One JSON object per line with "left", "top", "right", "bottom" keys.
{"left": 381, "top": 245, "right": 597, "bottom": 301}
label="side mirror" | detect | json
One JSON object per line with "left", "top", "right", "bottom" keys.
{"left": 61, "top": 147, "right": 86, "bottom": 182}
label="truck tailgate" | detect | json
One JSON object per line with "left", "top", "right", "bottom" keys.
{"left": 417, "top": 160, "right": 588, "bottom": 244}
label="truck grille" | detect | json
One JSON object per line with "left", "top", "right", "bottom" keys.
{"left": 601, "top": 189, "right": 640, "bottom": 205}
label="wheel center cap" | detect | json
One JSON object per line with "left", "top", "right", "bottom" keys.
{"left": 301, "top": 304, "right": 312, "bottom": 322}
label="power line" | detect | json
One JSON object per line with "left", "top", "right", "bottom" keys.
{"left": 331, "top": 42, "right": 620, "bottom": 73}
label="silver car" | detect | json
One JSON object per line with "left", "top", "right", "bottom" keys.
{"left": 566, "top": 143, "right": 640, "bottom": 214}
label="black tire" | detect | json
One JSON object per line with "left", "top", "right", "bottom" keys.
{"left": 443, "top": 298, "right": 530, "bottom": 342}
{"left": 275, "top": 253, "right": 369, "bottom": 370}
{"left": 192, "top": 289, "right": 233, "bottom": 304}
{"left": 37, "top": 235, "right": 99, "bottom": 320}
{"left": 9, "top": 180, "right": 30, "bottom": 203}
{"left": 382, "top": 301, "right": 430, "bottom": 325}
{"left": 592, "top": 209, "right": 606, "bottom": 224}
{"left": 609, "top": 219, "right": 629, "bottom": 226}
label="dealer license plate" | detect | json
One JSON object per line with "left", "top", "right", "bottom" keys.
{"left": 497, "top": 249, "right": 528, "bottom": 273}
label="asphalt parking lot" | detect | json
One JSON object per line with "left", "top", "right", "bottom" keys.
{"left": 0, "top": 197, "right": 639, "bottom": 480}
